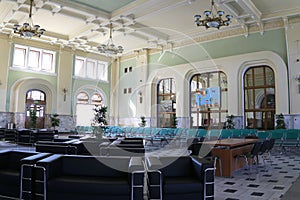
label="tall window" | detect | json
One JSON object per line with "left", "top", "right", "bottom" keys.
{"left": 12, "top": 44, "right": 56, "bottom": 73}
{"left": 74, "top": 56, "right": 108, "bottom": 81}
{"left": 25, "top": 90, "right": 46, "bottom": 129}
{"left": 244, "top": 66, "right": 275, "bottom": 130}
{"left": 157, "top": 78, "right": 176, "bottom": 128}
{"left": 76, "top": 92, "right": 104, "bottom": 126}
{"left": 190, "top": 71, "right": 228, "bottom": 129}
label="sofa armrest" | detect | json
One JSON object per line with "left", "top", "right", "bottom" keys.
{"left": 146, "top": 156, "right": 162, "bottom": 170}
{"left": 129, "top": 157, "right": 145, "bottom": 200}
{"left": 20, "top": 153, "right": 52, "bottom": 200}
{"left": 35, "top": 154, "right": 64, "bottom": 180}
{"left": 190, "top": 156, "right": 214, "bottom": 181}
{"left": 129, "top": 157, "right": 144, "bottom": 172}
{"left": 146, "top": 157, "right": 163, "bottom": 200}
{"left": 21, "top": 153, "right": 52, "bottom": 165}
{"left": 190, "top": 156, "right": 215, "bottom": 199}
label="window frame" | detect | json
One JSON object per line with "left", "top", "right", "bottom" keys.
{"left": 74, "top": 56, "right": 108, "bottom": 82}
{"left": 190, "top": 71, "right": 228, "bottom": 129}
{"left": 12, "top": 44, "right": 56, "bottom": 73}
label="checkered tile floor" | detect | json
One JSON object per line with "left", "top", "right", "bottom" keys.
{"left": 214, "top": 147, "right": 300, "bottom": 200}
{"left": 146, "top": 145, "right": 300, "bottom": 200}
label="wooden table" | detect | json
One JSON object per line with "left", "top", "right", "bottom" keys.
{"left": 204, "top": 138, "right": 257, "bottom": 177}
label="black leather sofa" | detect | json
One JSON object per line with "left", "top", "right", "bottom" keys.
{"left": 146, "top": 155, "right": 215, "bottom": 200}
{"left": 71, "top": 140, "right": 111, "bottom": 155}
{"left": 100, "top": 138, "right": 145, "bottom": 156}
{"left": 35, "top": 139, "right": 79, "bottom": 154}
{"left": 0, "top": 128, "right": 5, "bottom": 139}
{"left": 0, "top": 150, "right": 51, "bottom": 200}
{"left": 34, "top": 154, "right": 145, "bottom": 200}
{"left": 4, "top": 129, "right": 17, "bottom": 142}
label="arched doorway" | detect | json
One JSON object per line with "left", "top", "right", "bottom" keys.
{"left": 244, "top": 66, "right": 275, "bottom": 130}
{"left": 25, "top": 90, "right": 46, "bottom": 129}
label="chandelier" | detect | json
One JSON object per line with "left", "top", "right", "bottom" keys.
{"left": 97, "top": 23, "right": 124, "bottom": 56}
{"left": 194, "top": 0, "right": 233, "bottom": 29}
{"left": 13, "top": 0, "right": 45, "bottom": 38}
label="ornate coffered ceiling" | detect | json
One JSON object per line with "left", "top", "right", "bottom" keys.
{"left": 0, "top": 0, "right": 299, "bottom": 56}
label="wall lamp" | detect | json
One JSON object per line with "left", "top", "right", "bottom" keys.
{"left": 63, "top": 88, "right": 67, "bottom": 101}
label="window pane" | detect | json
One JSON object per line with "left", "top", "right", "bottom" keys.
{"left": 75, "top": 58, "right": 85, "bottom": 77}
{"left": 28, "top": 50, "right": 40, "bottom": 69}
{"left": 209, "top": 73, "right": 219, "bottom": 87}
{"left": 86, "top": 61, "right": 96, "bottom": 79}
{"left": 244, "top": 70, "right": 253, "bottom": 87}
{"left": 254, "top": 67, "right": 264, "bottom": 87}
{"left": 91, "top": 93, "right": 102, "bottom": 105}
{"left": 13, "top": 47, "right": 26, "bottom": 68}
{"left": 77, "top": 92, "right": 89, "bottom": 104}
{"left": 97, "top": 62, "right": 108, "bottom": 81}
{"left": 265, "top": 67, "right": 275, "bottom": 86}
{"left": 42, "top": 52, "right": 53, "bottom": 72}
{"left": 245, "top": 89, "right": 254, "bottom": 109}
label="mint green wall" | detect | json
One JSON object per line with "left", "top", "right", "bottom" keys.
{"left": 118, "top": 58, "right": 138, "bottom": 117}
{"left": 148, "top": 29, "right": 287, "bottom": 74}
{"left": 72, "top": 78, "right": 110, "bottom": 97}
{"left": 6, "top": 70, "right": 57, "bottom": 111}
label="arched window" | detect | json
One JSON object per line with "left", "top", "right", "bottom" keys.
{"left": 157, "top": 78, "right": 176, "bottom": 128}
{"left": 91, "top": 93, "right": 103, "bottom": 105}
{"left": 25, "top": 90, "right": 46, "bottom": 129}
{"left": 190, "top": 71, "right": 228, "bottom": 129}
{"left": 244, "top": 66, "right": 275, "bottom": 130}
{"left": 76, "top": 92, "right": 89, "bottom": 104}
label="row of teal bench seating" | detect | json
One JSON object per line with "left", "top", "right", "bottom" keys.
{"left": 76, "top": 126, "right": 300, "bottom": 142}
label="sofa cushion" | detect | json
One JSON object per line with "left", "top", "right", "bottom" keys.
{"left": 160, "top": 157, "right": 194, "bottom": 177}
{"left": 47, "top": 175, "right": 130, "bottom": 195}
{"left": 163, "top": 176, "right": 204, "bottom": 194}
{"left": 61, "top": 156, "right": 130, "bottom": 177}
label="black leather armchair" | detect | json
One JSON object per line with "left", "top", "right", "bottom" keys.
{"left": 17, "top": 129, "right": 35, "bottom": 145}
{"left": 0, "top": 150, "right": 51, "bottom": 200}
{"left": 146, "top": 155, "right": 214, "bottom": 200}
{"left": 35, "top": 154, "right": 145, "bottom": 200}
{"left": 35, "top": 130, "right": 56, "bottom": 141}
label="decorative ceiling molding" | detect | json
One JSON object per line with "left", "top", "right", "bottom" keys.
{"left": 0, "top": 0, "right": 299, "bottom": 56}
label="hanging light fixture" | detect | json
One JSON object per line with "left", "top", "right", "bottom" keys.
{"left": 97, "top": 23, "right": 124, "bottom": 56}
{"left": 194, "top": 0, "right": 233, "bottom": 29}
{"left": 13, "top": 0, "right": 45, "bottom": 38}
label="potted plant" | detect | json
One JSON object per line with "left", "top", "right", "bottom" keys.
{"left": 275, "top": 113, "right": 286, "bottom": 129}
{"left": 171, "top": 114, "right": 177, "bottom": 128}
{"left": 92, "top": 105, "right": 108, "bottom": 139}
{"left": 139, "top": 116, "right": 146, "bottom": 127}
{"left": 29, "top": 109, "right": 38, "bottom": 129}
{"left": 50, "top": 113, "right": 60, "bottom": 131}
{"left": 225, "top": 115, "right": 235, "bottom": 129}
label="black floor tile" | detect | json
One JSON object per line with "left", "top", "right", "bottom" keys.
{"left": 273, "top": 186, "right": 285, "bottom": 190}
{"left": 268, "top": 180, "right": 278, "bottom": 183}
{"left": 224, "top": 182, "right": 235, "bottom": 185}
{"left": 247, "top": 184, "right": 260, "bottom": 188}
{"left": 251, "top": 192, "right": 264, "bottom": 196}
{"left": 224, "top": 189, "right": 237, "bottom": 193}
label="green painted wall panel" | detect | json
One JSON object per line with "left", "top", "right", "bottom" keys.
{"left": 148, "top": 29, "right": 287, "bottom": 73}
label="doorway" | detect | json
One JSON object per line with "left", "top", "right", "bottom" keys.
{"left": 25, "top": 90, "right": 46, "bottom": 129}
